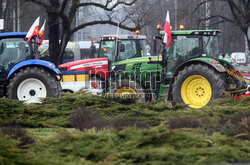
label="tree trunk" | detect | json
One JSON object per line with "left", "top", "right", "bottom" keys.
{"left": 48, "top": 0, "right": 60, "bottom": 66}
{"left": 59, "top": 30, "right": 71, "bottom": 64}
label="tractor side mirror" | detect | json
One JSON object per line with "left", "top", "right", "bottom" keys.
{"left": 120, "top": 44, "right": 125, "bottom": 52}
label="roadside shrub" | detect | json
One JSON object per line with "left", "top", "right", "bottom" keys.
{"left": 70, "top": 107, "right": 150, "bottom": 131}
{"left": 110, "top": 97, "right": 137, "bottom": 105}
{"left": 111, "top": 117, "right": 149, "bottom": 130}
{"left": 218, "top": 112, "right": 250, "bottom": 139}
{"left": 0, "top": 124, "right": 35, "bottom": 148}
{"left": 70, "top": 107, "right": 108, "bottom": 131}
{"left": 167, "top": 117, "right": 201, "bottom": 129}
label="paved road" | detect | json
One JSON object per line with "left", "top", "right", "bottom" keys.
{"left": 236, "top": 64, "right": 250, "bottom": 93}
{"left": 237, "top": 63, "right": 250, "bottom": 74}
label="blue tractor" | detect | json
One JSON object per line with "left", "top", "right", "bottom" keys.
{"left": 0, "top": 32, "right": 61, "bottom": 103}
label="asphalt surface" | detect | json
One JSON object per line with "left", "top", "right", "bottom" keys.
{"left": 237, "top": 63, "right": 250, "bottom": 74}
{"left": 237, "top": 64, "right": 250, "bottom": 94}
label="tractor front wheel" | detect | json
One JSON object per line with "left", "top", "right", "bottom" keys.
{"left": 172, "top": 64, "right": 226, "bottom": 108}
{"left": 108, "top": 79, "right": 146, "bottom": 101}
{"left": 7, "top": 67, "right": 62, "bottom": 103}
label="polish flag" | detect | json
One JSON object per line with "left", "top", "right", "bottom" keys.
{"left": 25, "top": 17, "right": 40, "bottom": 44}
{"left": 163, "top": 11, "right": 171, "bottom": 48}
{"left": 37, "top": 20, "right": 46, "bottom": 47}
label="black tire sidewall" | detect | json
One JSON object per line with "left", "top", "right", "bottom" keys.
{"left": 108, "top": 79, "right": 146, "bottom": 101}
{"left": 7, "top": 67, "right": 60, "bottom": 100}
{"left": 172, "top": 64, "right": 225, "bottom": 105}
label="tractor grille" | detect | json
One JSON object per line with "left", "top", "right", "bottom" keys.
{"left": 113, "top": 64, "right": 126, "bottom": 72}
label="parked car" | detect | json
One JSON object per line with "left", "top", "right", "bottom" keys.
{"left": 231, "top": 52, "right": 247, "bottom": 65}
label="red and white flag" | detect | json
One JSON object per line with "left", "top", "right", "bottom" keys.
{"left": 163, "top": 11, "right": 171, "bottom": 48}
{"left": 37, "top": 20, "right": 46, "bottom": 47}
{"left": 25, "top": 17, "right": 40, "bottom": 44}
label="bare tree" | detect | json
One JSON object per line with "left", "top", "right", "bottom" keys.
{"left": 24, "top": 0, "right": 139, "bottom": 65}
{"left": 196, "top": 0, "right": 250, "bottom": 51}
{"left": 0, "top": 0, "right": 18, "bottom": 32}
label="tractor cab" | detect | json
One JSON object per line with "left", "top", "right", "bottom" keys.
{"left": 99, "top": 35, "right": 149, "bottom": 63}
{"left": 0, "top": 32, "right": 36, "bottom": 80}
{"left": 165, "top": 30, "right": 220, "bottom": 75}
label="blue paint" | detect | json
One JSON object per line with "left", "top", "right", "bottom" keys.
{"left": 7, "top": 59, "right": 61, "bottom": 79}
{"left": 61, "top": 71, "right": 89, "bottom": 75}
{"left": 0, "top": 32, "right": 27, "bottom": 38}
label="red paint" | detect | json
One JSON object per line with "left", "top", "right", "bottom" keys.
{"left": 91, "top": 82, "right": 98, "bottom": 89}
{"left": 58, "top": 58, "right": 109, "bottom": 79}
{"left": 235, "top": 93, "right": 250, "bottom": 100}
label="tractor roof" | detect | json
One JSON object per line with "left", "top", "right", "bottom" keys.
{"left": 171, "top": 30, "right": 220, "bottom": 35}
{"left": 100, "top": 35, "right": 146, "bottom": 41}
{"left": 0, "top": 32, "right": 27, "bottom": 39}
{"left": 160, "top": 30, "right": 220, "bottom": 36}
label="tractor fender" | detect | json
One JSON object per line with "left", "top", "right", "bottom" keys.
{"left": 7, "top": 59, "right": 61, "bottom": 80}
{"left": 167, "top": 59, "right": 226, "bottom": 101}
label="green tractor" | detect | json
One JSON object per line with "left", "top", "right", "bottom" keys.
{"left": 108, "top": 30, "right": 247, "bottom": 108}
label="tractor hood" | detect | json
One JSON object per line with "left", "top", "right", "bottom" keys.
{"left": 58, "top": 58, "right": 108, "bottom": 71}
{"left": 113, "top": 56, "right": 162, "bottom": 66}
{"left": 58, "top": 58, "right": 109, "bottom": 79}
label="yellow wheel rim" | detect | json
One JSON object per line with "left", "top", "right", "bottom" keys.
{"left": 115, "top": 87, "right": 136, "bottom": 95}
{"left": 181, "top": 75, "right": 212, "bottom": 108}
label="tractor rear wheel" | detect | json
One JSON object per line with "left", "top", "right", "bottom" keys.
{"left": 108, "top": 79, "right": 146, "bottom": 101}
{"left": 7, "top": 67, "right": 62, "bottom": 103}
{"left": 172, "top": 64, "right": 227, "bottom": 108}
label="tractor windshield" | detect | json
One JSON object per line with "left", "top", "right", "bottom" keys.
{"left": 203, "top": 36, "right": 219, "bottom": 59}
{"left": 0, "top": 38, "right": 31, "bottom": 70}
{"left": 99, "top": 40, "right": 116, "bottom": 62}
{"left": 117, "top": 40, "right": 138, "bottom": 61}
{"left": 166, "top": 36, "right": 200, "bottom": 74}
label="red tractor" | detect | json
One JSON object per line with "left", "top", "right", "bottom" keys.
{"left": 58, "top": 34, "right": 149, "bottom": 94}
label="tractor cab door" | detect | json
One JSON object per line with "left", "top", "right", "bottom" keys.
{"left": 117, "top": 39, "right": 138, "bottom": 61}
{"left": 117, "top": 39, "right": 149, "bottom": 61}
{"left": 166, "top": 35, "right": 201, "bottom": 76}
{"left": 202, "top": 36, "right": 219, "bottom": 59}
{"left": 99, "top": 39, "right": 148, "bottom": 64}
{"left": 0, "top": 38, "right": 31, "bottom": 80}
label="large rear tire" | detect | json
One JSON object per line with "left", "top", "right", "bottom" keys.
{"left": 108, "top": 79, "right": 146, "bottom": 102}
{"left": 7, "top": 67, "right": 62, "bottom": 103}
{"left": 172, "top": 64, "right": 227, "bottom": 108}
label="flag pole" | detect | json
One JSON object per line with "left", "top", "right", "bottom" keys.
{"left": 115, "top": 21, "right": 120, "bottom": 58}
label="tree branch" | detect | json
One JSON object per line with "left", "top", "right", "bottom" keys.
{"left": 60, "top": 0, "right": 69, "bottom": 13}
{"left": 70, "top": 20, "right": 135, "bottom": 34}
{"left": 77, "top": 0, "right": 137, "bottom": 11}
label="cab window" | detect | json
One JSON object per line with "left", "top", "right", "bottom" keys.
{"left": 99, "top": 40, "right": 116, "bottom": 61}
{"left": 0, "top": 38, "right": 30, "bottom": 70}
{"left": 118, "top": 40, "right": 137, "bottom": 61}
{"left": 139, "top": 40, "right": 149, "bottom": 57}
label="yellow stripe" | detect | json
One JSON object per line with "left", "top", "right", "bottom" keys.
{"left": 226, "top": 69, "right": 250, "bottom": 83}
{"left": 76, "top": 75, "right": 89, "bottom": 81}
{"left": 58, "top": 74, "right": 89, "bottom": 82}
{"left": 118, "top": 58, "right": 162, "bottom": 64}
{"left": 41, "top": 47, "right": 49, "bottom": 55}
{"left": 62, "top": 75, "right": 75, "bottom": 82}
